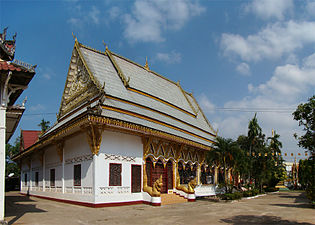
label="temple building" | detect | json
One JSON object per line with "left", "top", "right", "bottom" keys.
{"left": 13, "top": 38, "right": 217, "bottom": 207}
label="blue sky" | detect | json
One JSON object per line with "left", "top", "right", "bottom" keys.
{"left": 2, "top": 0, "right": 314, "bottom": 162}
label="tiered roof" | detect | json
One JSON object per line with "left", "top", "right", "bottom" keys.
{"left": 53, "top": 40, "right": 217, "bottom": 148}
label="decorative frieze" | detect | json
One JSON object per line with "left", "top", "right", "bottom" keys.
{"left": 99, "top": 186, "right": 131, "bottom": 195}
{"left": 65, "top": 154, "right": 93, "bottom": 165}
{"left": 32, "top": 166, "right": 41, "bottom": 171}
{"left": 104, "top": 153, "right": 135, "bottom": 162}
{"left": 46, "top": 162, "right": 62, "bottom": 168}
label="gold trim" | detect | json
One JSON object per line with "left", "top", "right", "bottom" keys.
{"left": 105, "top": 95, "right": 216, "bottom": 137}
{"left": 106, "top": 48, "right": 130, "bottom": 87}
{"left": 177, "top": 82, "right": 197, "bottom": 115}
{"left": 75, "top": 41, "right": 102, "bottom": 90}
{"left": 101, "top": 105, "right": 215, "bottom": 144}
{"left": 55, "top": 140, "right": 64, "bottom": 162}
{"left": 82, "top": 123, "right": 104, "bottom": 155}
{"left": 128, "top": 87, "right": 196, "bottom": 118}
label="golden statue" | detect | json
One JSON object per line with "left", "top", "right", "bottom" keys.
{"left": 143, "top": 168, "right": 163, "bottom": 197}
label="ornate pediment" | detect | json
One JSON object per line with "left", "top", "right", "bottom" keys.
{"left": 58, "top": 46, "right": 100, "bottom": 119}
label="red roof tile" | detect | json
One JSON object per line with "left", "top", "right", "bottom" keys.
{"left": 21, "top": 130, "right": 41, "bottom": 150}
{"left": 0, "top": 61, "right": 23, "bottom": 72}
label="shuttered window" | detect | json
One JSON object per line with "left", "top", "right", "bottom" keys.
{"left": 131, "top": 165, "right": 141, "bottom": 193}
{"left": 109, "top": 163, "right": 121, "bottom": 186}
{"left": 74, "top": 164, "right": 81, "bottom": 186}
{"left": 35, "top": 172, "right": 39, "bottom": 187}
{"left": 50, "top": 169, "right": 55, "bottom": 187}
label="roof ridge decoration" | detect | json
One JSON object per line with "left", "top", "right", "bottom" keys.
{"left": 189, "top": 92, "right": 218, "bottom": 135}
{"left": 57, "top": 37, "right": 103, "bottom": 120}
{"left": 110, "top": 51, "right": 178, "bottom": 86}
{"left": 105, "top": 47, "right": 130, "bottom": 87}
{"left": 176, "top": 81, "right": 198, "bottom": 116}
{"left": 144, "top": 57, "right": 150, "bottom": 71}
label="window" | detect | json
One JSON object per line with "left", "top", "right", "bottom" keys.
{"left": 50, "top": 169, "right": 55, "bottom": 187}
{"left": 131, "top": 165, "right": 141, "bottom": 193}
{"left": 74, "top": 164, "right": 81, "bottom": 186}
{"left": 35, "top": 172, "right": 39, "bottom": 187}
{"left": 24, "top": 173, "right": 27, "bottom": 186}
{"left": 109, "top": 163, "right": 121, "bottom": 186}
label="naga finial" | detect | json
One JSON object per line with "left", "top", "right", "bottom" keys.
{"left": 72, "top": 32, "right": 77, "bottom": 41}
{"left": 144, "top": 57, "right": 150, "bottom": 71}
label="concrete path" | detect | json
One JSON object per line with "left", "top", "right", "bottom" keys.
{"left": 5, "top": 191, "right": 315, "bottom": 225}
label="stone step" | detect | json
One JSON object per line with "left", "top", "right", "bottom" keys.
{"left": 161, "top": 193, "right": 188, "bottom": 205}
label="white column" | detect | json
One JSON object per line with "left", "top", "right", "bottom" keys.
{"left": 29, "top": 159, "right": 32, "bottom": 191}
{"left": 43, "top": 151, "right": 45, "bottom": 192}
{"left": 62, "top": 147, "right": 65, "bottom": 194}
{"left": 93, "top": 154, "right": 97, "bottom": 203}
{"left": 0, "top": 106, "right": 6, "bottom": 222}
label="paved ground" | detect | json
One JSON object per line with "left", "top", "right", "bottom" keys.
{"left": 5, "top": 191, "right": 314, "bottom": 225}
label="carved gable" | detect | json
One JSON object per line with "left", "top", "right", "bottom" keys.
{"left": 58, "top": 46, "right": 100, "bottom": 119}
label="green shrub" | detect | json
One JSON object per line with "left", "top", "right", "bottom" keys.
{"left": 252, "top": 189, "right": 259, "bottom": 196}
{"left": 242, "top": 191, "right": 252, "bottom": 197}
{"left": 264, "top": 187, "right": 279, "bottom": 192}
{"left": 220, "top": 192, "right": 243, "bottom": 200}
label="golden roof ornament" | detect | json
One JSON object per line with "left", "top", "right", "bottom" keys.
{"left": 144, "top": 57, "right": 150, "bottom": 71}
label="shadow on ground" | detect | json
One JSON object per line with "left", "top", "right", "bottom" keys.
{"left": 221, "top": 215, "right": 313, "bottom": 225}
{"left": 5, "top": 192, "right": 46, "bottom": 225}
{"left": 274, "top": 192, "right": 312, "bottom": 208}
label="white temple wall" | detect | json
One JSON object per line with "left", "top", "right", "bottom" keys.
{"left": 30, "top": 153, "right": 43, "bottom": 189}
{"left": 95, "top": 130, "right": 143, "bottom": 203}
{"left": 64, "top": 133, "right": 93, "bottom": 193}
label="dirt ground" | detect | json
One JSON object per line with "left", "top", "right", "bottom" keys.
{"left": 5, "top": 191, "right": 315, "bottom": 225}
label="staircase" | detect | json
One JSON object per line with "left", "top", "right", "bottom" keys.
{"left": 161, "top": 193, "right": 188, "bottom": 205}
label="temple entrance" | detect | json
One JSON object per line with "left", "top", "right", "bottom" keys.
{"left": 145, "top": 158, "right": 173, "bottom": 193}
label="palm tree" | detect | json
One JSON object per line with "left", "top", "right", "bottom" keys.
{"left": 206, "top": 136, "right": 238, "bottom": 193}
{"left": 38, "top": 119, "right": 50, "bottom": 133}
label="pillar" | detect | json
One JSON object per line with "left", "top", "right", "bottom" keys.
{"left": 43, "top": 151, "right": 45, "bottom": 192}
{"left": 62, "top": 146, "right": 65, "bottom": 194}
{"left": 0, "top": 105, "right": 6, "bottom": 222}
{"left": 214, "top": 166, "right": 218, "bottom": 185}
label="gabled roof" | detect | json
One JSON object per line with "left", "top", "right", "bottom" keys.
{"left": 51, "top": 40, "right": 217, "bottom": 149}
{"left": 20, "top": 130, "right": 41, "bottom": 151}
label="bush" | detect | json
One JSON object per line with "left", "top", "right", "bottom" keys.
{"left": 264, "top": 187, "right": 279, "bottom": 192}
{"left": 251, "top": 189, "right": 260, "bottom": 196}
{"left": 242, "top": 191, "right": 252, "bottom": 197}
{"left": 220, "top": 192, "right": 243, "bottom": 200}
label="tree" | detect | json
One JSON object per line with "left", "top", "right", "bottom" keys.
{"left": 293, "top": 95, "right": 315, "bottom": 202}
{"left": 206, "top": 136, "right": 239, "bottom": 193}
{"left": 6, "top": 137, "right": 21, "bottom": 177}
{"left": 267, "top": 131, "right": 286, "bottom": 187}
{"left": 292, "top": 95, "right": 315, "bottom": 154}
{"left": 38, "top": 119, "right": 50, "bottom": 133}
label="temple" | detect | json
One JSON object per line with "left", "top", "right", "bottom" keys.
{"left": 13, "top": 38, "right": 218, "bottom": 207}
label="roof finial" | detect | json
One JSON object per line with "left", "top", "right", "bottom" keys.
{"left": 144, "top": 57, "right": 150, "bottom": 71}
{"left": 72, "top": 32, "right": 77, "bottom": 42}
{"left": 102, "top": 40, "right": 108, "bottom": 51}
{"left": 272, "top": 129, "right": 274, "bottom": 137}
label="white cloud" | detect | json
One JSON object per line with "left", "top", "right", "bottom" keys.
{"left": 88, "top": 6, "right": 100, "bottom": 24}
{"left": 205, "top": 53, "right": 315, "bottom": 160}
{"left": 244, "top": 0, "right": 293, "bottom": 20}
{"left": 123, "top": 0, "right": 205, "bottom": 43}
{"left": 221, "top": 21, "right": 315, "bottom": 62}
{"left": 30, "top": 104, "right": 46, "bottom": 112}
{"left": 198, "top": 94, "right": 216, "bottom": 114}
{"left": 236, "top": 62, "right": 250, "bottom": 76}
{"left": 155, "top": 51, "right": 182, "bottom": 64}
{"left": 67, "top": 5, "right": 101, "bottom": 27}
{"left": 109, "top": 6, "right": 121, "bottom": 20}
{"left": 306, "top": 0, "right": 315, "bottom": 16}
